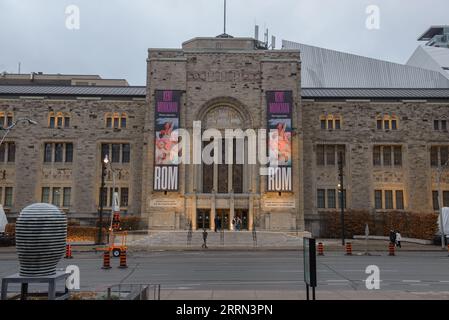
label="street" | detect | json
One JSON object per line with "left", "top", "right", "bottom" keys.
{"left": 1, "top": 249, "right": 449, "bottom": 299}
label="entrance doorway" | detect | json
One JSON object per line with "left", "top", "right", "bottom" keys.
{"left": 235, "top": 209, "right": 249, "bottom": 230}
{"left": 197, "top": 209, "right": 210, "bottom": 230}
{"left": 215, "top": 209, "right": 230, "bottom": 230}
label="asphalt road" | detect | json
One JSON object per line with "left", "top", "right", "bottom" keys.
{"left": 1, "top": 250, "right": 449, "bottom": 294}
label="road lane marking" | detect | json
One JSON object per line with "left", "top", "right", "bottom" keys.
{"left": 402, "top": 280, "right": 421, "bottom": 283}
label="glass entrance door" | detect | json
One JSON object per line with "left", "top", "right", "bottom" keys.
{"left": 197, "top": 209, "right": 210, "bottom": 230}
{"left": 235, "top": 209, "right": 249, "bottom": 230}
{"left": 216, "top": 209, "right": 230, "bottom": 230}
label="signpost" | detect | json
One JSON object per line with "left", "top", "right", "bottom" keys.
{"left": 303, "top": 237, "right": 317, "bottom": 300}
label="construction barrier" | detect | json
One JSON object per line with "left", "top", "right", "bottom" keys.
{"left": 102, "top": 250, "right": 112, "bottom": 269}
{"left": 317, "top": 242, "right": 324, "bottom": 256}
{"left": 118, "top": 250, "right": 128, "bottom": 269}
{"left": 65, "top": 244, "right": 73, "bottom": 259}
{"left": 345, "top": 242, "right": 352, "bottom": 255}
{"left": 389, "top": 243, "right": 395, "bottom": 256}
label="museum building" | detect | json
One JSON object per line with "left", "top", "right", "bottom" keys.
{"left": 1, "top": 26, "right": 449, "bottom": 235}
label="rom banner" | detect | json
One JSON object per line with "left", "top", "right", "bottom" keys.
{"left": 153, "top": 90, "right": 182, "bottom": 191}
{"left": 266, "top": 91, "right": 293, "bottom": 192}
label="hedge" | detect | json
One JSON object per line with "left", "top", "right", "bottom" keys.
{"left": 67, "top": 226, "right": 107, "bottom": 242}
{"left": 320, "top": 210, "right": 438, "bottom": 240}
{"left": 95, "top": 216, "right": 143, "bottom": 231}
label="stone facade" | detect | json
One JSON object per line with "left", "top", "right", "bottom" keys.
{"left": 1, "top": 36, "right": 448, "bottom": 235}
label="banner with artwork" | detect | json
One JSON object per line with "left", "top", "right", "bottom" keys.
{"left": 267, "top": 91, "right": 293, "bottom": 191}
{"left": 153, "top": 90, "right": 182, "bottom": 191}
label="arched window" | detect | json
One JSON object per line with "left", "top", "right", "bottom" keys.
{"left": 49, "top": 112, "right": 70, "bottom": 128}
{"left": 105, "top": 112, "right": 127, "bottom": 129}
{"left": 377, "top": 114, "right": 398, "bottom": 131}
{"left": 0, "top": 112, "right": 13, "bottom": 128}
{"left": 320, "top": 114, "right": 342, "bottom": 130}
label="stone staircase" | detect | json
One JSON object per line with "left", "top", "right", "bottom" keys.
{"left": 126, "top": 230, "right": 310, "bottom": 249}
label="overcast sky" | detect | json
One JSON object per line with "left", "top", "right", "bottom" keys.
{"left": 0, "top": 0, "right": 448, "bottom": 85}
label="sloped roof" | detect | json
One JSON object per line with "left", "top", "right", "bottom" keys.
{"left": 0, "top": 85, "right": 146, "bottom": 97}
{"left": 407, "top": 45, "right": 449, "bottom": 79}
{"left": 302, "top": 88, "right": 449, "bottom": 99}
{"left": 282, "top": 40, "right": 449, "bottom": 88}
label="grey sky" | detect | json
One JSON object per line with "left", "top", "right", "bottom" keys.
{"left": 0, "top": 0, "right": 448, "bottom": 85}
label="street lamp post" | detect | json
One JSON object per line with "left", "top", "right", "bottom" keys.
{"left": 338, "top": 152, "right": 345, "bottom": 246}
{"left": 437, "top": 159, "right": 449, "bottom": 249}
{"left": 97, "top": 155, "right": 109, "bottom": 245}
{"left": 0, "top": 118, "right": 37, "bottom": 147}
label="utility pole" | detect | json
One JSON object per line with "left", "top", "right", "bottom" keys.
{"left": 223, "top": 0, "right": 227, "bottom": 35}
{"left": 338, "top": 152, "right": 345, "bottom": 246}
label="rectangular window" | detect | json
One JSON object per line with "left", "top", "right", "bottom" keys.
{"left": 441, "top": 146, "right": 449, "bottom": 165}
{"left": 375, "top": 190, "right": 382, "bottom": 209}
{"left": 4, "top": 187, "right": 13, "bottom": 207}
{"left": 385, "top": 190, "right": 393, "bottom": 209}
{"left": 63, "top": 187, "right": 71, "bottom": 207}
{"left": 52, "top": 187, "right": 61, "bottom": 206}
{"left": 377, "top": 120, "right": 382, "bottom": 130}
{"left": 111, "top": 144, "right": 121, "bottom": 163}
{"left": 64, "top": 117, "right": 70, "bottom": 128}
{"left": 42, "top": 187, "right": 50, "bottom": 203}
{"left": 7, "top": 143, "right": 15, "bottom": 163}
{"left": 316, "top": 145, "right": 325, "bottom": 166}
{"left": 101, "top": 144, "right": 110, "bottom": 161}
{"left": 44, "top": 143, "right": 53, "bottom": 163}
{"left": 121, "top": 117, "right": 127, "bottom": 128}
{"left": 337, "top": 146, "right": 345, "bottom": 166}
{"left": 326, "top": 145, "right": 335, "bottom": 165}
{"left": 7, "top": 116, "right": 13, "bottom": 127}
{"left": 120, "top": 188, "right": 129, "bottom": 207}
{"left": 320, "top": 120, "right": 326, "bottom": 130}
{"left": 383, "top": 146, "right": 392, "bottom": 166}
{"left": 49, "top": 117, "right": 55, "bottom": 128}
{"left": 106, "top": 118, "right": 112, "bottom": 128}
{"left": 444, "top": 191, "right": 449, "bottom": 207}
{"left": 373, "top": 146, "right": 381, "bottom": 166}
{"left": 391, "top": 119, "right": 397, "bottom": 130}
{"left": 54, "top": 143, "right": 63, "bottom": 162}
{"left": 328, "top": 120, "right": 333, "bottom": 130}
{"left": 433, "top": 191, "right": 439, "bottom": 210}
{"left": 65, "top": 143, "right": 73, "bottom": 163}
{"left": 396, "top": 190, "right": 404, "bottom": 210}
{"left": 327, "top": 189, "right": 336, "bottom": 209}
{"left": 384, "top": 120, "right": 390, "bottom": 130}
{"left": 122, "top": 144, "right": 130, "bottom": 163}
{"left": 393, "top": 146, "right": 402, "bottom": 166}
{"left": 431, "top": 146, "right": 439, "bottom": 167}
{"left": 0, "top": 144, "right": 4, "bottom": 162}
{"left": 434, "top": 120, "right": 440, "bottom": 131}
{"left": 338, "top": 189, "right": 347, "bottom": 209}
{"left": 442, "top": 120, "right": 447, "bottom": 131}
{"left": 0, "top": 116, "right": 4, "bottom": 127}
{"left": 317, "top": 189, "right": 326, "bottom": 209}
{"left": 57, "top": 117, "right": 63, "bottom": 128}
{"left": 335, "top": 119, "right": 341, "bottom": 130}
{"left": 113, "top": 118, "right": 119, "bottom": 129}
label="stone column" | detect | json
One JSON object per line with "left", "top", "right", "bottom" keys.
{"left": 230, "top": 191, "right": 235, "bottom": 231}
{"left": 248, "top": 193, "right": 254, "bottom": 231}
{"left": 191, "top": 194, "right": 197, "bottom": 230}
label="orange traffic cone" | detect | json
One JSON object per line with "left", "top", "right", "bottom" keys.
{"left": 118, "top": 250, "right": 128, "bottom": 269}
{"left": 102, "top": 250, "right": 112, "bottom": 269}
{"left": 388, "top": 243, "right": 395, "bottom": 256}
{"left": 317, "top": 242, "right": 324, "bottom": 256}
{"left": 345, "top": 242, "right": 352, "bottom": 255}
{"left": 65, "top": 244, "right": 73, "bottom": 259}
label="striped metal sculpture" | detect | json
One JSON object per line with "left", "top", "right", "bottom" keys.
{"left": 16, "top": 203, "right": 67, "bottom": 277}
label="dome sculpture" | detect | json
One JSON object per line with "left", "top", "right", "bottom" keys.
{"left": 16, "top": 203, "right": 67, "bottom": 277}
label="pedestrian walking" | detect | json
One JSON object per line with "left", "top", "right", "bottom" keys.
{"left": 214, "top": 216, "right": 219, "bottom": 232}
{"left": 389, "top": 229, "right": 396, "bottom": 245}
{"left": 231, "top": 217, "right": 236, "bottom": 231}
{"left": 395, "top": 230, "right": 402, "bottom": 248}
{"left": 236, "top": 217, "right": 242, "bottom": 231}
{"left": 202, "top": 229, "right": 208, "bottom": 248}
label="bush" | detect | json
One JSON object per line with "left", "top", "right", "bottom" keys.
{"left": 320, "top": 211, "right": 438, "bottom": 240}
{"left": 68, "top": 226, "right": 106, "bottom": 242}
{"left": 95, "top": 216, "right": 143, "bottom": 231}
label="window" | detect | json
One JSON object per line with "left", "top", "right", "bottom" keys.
{"left": 4, "top": 187, "right": 13, "bottom": 207}
{"left": 0, "top": 112, "right": 13, "bottom": 129}
{"left": 101, "top": 143, "right": 131, "bottom": 164}
{"left": 433, "top": 191, "right": 439, "bottom": 210}
{"left": 316, "top": 144, "right": 345, "bottom": 166}
{"left": 49, "top": 112, "right": 70, "bottom": 128}
{"left": 373, "top": 145, "right": 402, "bottom": 167}
{"left": 396, "top": 190, "right": 404, "bottom": 210}
{"left": 444, "top": 191, "right": 449, "bottom": 207}
{"left": 44, "top": 143, "right": 74, "bottom": 163}
{"left": 385, "top": 190, "right": 393, "bottom": 209}
{"left": 434, "top": 120, "right": 448, "bottom": 131}
{"left": 375, "top": 190, "right": 383, "bottom": 209}
{"left": 99, "top": 186, "right": 130, "bottom": 208}
{"left": 338, "top": 189, "right": 347, "bottom": 209}
{"left": 317, "top": 189, "right": 326, "bottom": 209}
{"left": 42, "top": 187, "right": 71, "bottom": 208}
{"left": 105, "top": 113, "right": 127, "bottom": 129}
{"left": 320, "top": 115, "right": 342, "bottom": 130}
{"left": 0, "top": 142, "right": 15, "bottom": 163}
{"left": 120, "top": 188, "right": 129, "bottom": 207}
{"left": 327, "top": 189, "right": 336, "bottom": 209}
{"left": 441, "top": 146, "right": 449, "bottom": 165}
{"left": 431, "top": 147, "right": 439, "bottom": 166}
{"left": 377, "top": 115, "right": 398, "bottom": 131}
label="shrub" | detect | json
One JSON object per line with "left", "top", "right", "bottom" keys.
{"left": 67, "top": 226, "right": 106, "bottom": 242}
{"left": 95, "top": 216, "right": 142, "bottom": 231}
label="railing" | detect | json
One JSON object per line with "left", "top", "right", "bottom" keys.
{"left": 105, "top": 283, "right": 161, "bottom": 300}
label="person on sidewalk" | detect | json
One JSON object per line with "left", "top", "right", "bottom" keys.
{"left": 395, "top": 230, "right": 402, "bottom": 248}
{"left": 214, "top": 216, "right": 219, "bottom": 232}
{"left": 202, "top": 229, "right": 208, "bottom": 249}
{"left": 389, "top": 230, "right": 396, "bottom": 245}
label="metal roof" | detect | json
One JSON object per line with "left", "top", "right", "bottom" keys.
{"left": 282, "top": 40, "right": 449, "bottom": 89}
{"left": 0, "top": 85, "right": 146, "bottom": 97}
{"left": 407, "top": 45, "right": 449, "bottom": 79}
{"left": 302, "top": 88, "right": 449, "bottom": 99}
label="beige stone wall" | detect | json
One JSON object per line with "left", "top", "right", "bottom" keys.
{"left": 0, "top": 98, "right": 146, "bottom": 219}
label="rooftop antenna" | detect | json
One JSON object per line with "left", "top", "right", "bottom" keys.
{"left": 223, "top": 0, "right": 227, "bottom": 35}
{"left": 254, "top": 25, "right": 259, "bottom": 41}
